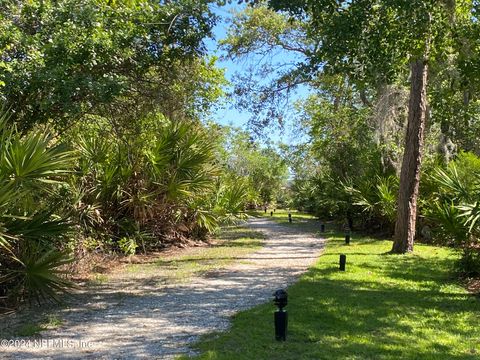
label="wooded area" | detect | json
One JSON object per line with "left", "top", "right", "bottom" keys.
{"left": 1, "top": 0, "right": 479, "bottom": 317}
{"left": 225, "top": 0, "right": 480, "bottom": 272}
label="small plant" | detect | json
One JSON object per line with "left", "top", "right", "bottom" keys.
{"left": 13, "top": 314, "right": 63, "bottom": 337}
{"left": 5, "top": 243, "right": 74, "bottom": 305}
{"left": 118, "top": 237, "right": 138, "bottom": 256}
{"left": 44, "top": 314, "right": 63, "bottom": 328}
{"left": 91, "top": 273, "right": 109, "bottom": 284}
{"left": 16, "top": 323, "right": 44, "bottom": 337}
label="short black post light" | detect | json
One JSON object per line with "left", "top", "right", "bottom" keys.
{"left": 288, "top": 213, "right": 292, "bottom": 223}
{"left": 273, "top": 289, "right": 288, "bottom": 341}
{"left": 270, "top": 211, "right": 273, "bottom": 217}
{"left": 345, "top": 227, "right": 351, "bottom": 245}
{"left": 264, "top": 207, "right": 267, "bottom": 214}
{"left": 320, "top": 223, "right": 325, "bottom": 233}
{"left": 339, "top": 254, "right": 347, "bottom": 271}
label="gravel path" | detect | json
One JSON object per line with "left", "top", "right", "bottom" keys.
{"left": 3, "top": 218, "right": 324, "bottom": 359}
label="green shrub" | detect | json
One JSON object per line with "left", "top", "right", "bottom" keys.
{"left": 118, "top": 237, "right": 138, "bottom": 256}
{"left": 426, "top": 152, "right": 480, "bottom": 275}
{"left": 5, "top": 243, "right": 73, "bottom": 305}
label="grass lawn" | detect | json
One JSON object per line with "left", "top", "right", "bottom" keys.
{"left": 123, "top": 225, "right": 264, "bottom": 282}
{"left": 183, "top": 226, "right": 480, "bottom": 359}
{"left": 248, "top": 208, "right": 317, "bottom": 221}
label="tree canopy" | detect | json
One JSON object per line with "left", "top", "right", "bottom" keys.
{"left": 0, "top": 0, "right": 220, "bottom": 130}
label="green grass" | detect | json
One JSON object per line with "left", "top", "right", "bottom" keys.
{"left": 249, "top": 208, "right": 316, "bottom": 220}
{"left": 15, "top": 323, "right": 44, "bottom": 337}
{"left": 12, "top": 314, "right": 64, "bottom": 337}
{"left": 125, "top": 225, "right": 264, "bottom": 282}
{"left": 90, "top": 273, "right": 109, "bottom": 284}
{"left": 248, "top": 209, "right": 320, "bottom": 231}
{"left": 182, "top": 231, "right": 480, "bottom": 360}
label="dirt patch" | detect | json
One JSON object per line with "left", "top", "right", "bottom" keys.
{"left": 465, "top": 278, "right": 480, "bottom": 295}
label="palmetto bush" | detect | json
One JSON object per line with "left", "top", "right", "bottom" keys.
{"left": 426, "top": 152, "right": 480, "bottom": 275}
{"left": 0, "top": 112, "right": 254, "bottom": 308}
{"left": 212, "top": 176, "right": 251, "bottom": 223}
{"left": 0, "top": 114, "right": 75, "bottom": 308}
{"left": 145, "top": 119, "right": 221, "bottom": 240}
{"left": 347, "top": 175, "right": 399, "bottom": 232}
{"left": 68, "top": 117, "right": 247, "bottom": 250}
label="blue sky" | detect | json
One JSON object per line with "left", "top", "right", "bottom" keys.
{"left": 205, "top": 3, "right": 310, "bottom": 146}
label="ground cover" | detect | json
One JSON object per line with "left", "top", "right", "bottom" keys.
{"left": 185, "top": 223, "right": 480, "bottom": 360}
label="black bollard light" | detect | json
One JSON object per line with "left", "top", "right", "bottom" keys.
{"left": 320, "top": 224, "right": 325, "bottom": 233}
{"left": 339, "top": 254, "right": 346, "bottom": 271}
{"left": 264, "top": 208, "right": 267, "bottom": 213}
{"left": 288, "top": 213, "right": 292, "bottom": 223}
{"left": 345, "top": 228, "right": 351, "bottom": 245}
{"left": 270, "top": 211, "right": 273, "bottom": 216}
{"left": 273, "top": 289, "right": 288, "bottom": 341}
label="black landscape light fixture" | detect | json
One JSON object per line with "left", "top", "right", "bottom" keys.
{"left": 339, "top": 254, "right": 346, "bottom": 271}
{"left": 288, "top": 213, "right": 292, "bottom": 223}
{"left": 271, "top": 211, "right": 273, "bottom": 216}
{"left": 320, "top": 223, "right": 325, "bottom": 232}
{"left": 345, "top": 227, "right": 351, "bottom": 245}
{"left": 273, "top": 289, "right": 288, "bottom": 341}
{"left": 265, "top": 207, "right": 267, "bottom": 213}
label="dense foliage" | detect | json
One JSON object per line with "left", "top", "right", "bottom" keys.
{"left": 0, "top": 110, "right": 287, "bottom": 308}
{"left": 0, "top": 0, "right": 220, "bottom": 130}
{"left": 0, "top": 114, "right": 75, "bottom": 305}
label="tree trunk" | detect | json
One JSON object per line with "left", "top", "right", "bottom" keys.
{"left": 392, "top": 59, "right": 428, "bottom": 253}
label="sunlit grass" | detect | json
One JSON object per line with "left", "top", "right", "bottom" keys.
{"left": 12, "top": 314, "right": 64, "bottom": 337}
{"left": 182, "top": 231, "right": 480, "bottom": 360}
{"left": 248, "top": 208, "right": 316, "bottom": 220}
{"left": 90, "top": 273, "right": 109, "bottom": 285}
{"left": 248, "top": 208, "right": 323, "bottom": 234}
{"left": 125, "top": 225, "right": 264, "bottom": 283}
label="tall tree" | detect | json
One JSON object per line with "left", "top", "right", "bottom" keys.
{"left": 393, "top": 58, "right": 429, "bottom": 252}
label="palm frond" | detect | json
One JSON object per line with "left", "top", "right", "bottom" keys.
{"left": 7, "top": 244, "right": 74, "bottom": 304}
{"left": 459, "top": 201, "right": 480, "bottom": 234}
{"left": 431, "top": 165, "right": 471, "bottom": 202}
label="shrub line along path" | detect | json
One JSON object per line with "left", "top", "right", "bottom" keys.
{"left": 4, "top": 217, "right": 325, "bottom": 360}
